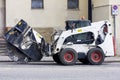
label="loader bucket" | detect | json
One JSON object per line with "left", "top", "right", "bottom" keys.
{"left": 4, "top": 19, "right": 43, "bottom": 61}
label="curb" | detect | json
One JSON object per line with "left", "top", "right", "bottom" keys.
{"left": 105, "top": 57, "right": 120, "bottom": 62}
{"left": 0, "top": 56, "right": 120, "bottom": 63}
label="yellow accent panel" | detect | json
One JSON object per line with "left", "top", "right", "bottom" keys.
{"left": 77, "top": 29, "right": 82, "bottom": 32}
{"left": 36, "top": 33, "right": 42, "bottom": 38}
{"left": 18, "top": 22, "right": 22, "bottom": 26}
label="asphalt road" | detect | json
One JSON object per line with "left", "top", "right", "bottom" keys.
{"left": 0, "top": 60, "right": 120, "bottom": 80}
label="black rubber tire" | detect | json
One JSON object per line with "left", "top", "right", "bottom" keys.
{"left": 53, "top": 53, "right": 61, "bottom": 64}
{"left": 87, "top": 48, "right": 105, "bottom": 65}
{"left": 79, "top": 58, "right": 89, "bottom": 64}
{"left": 59, "top": 48, "right": 78, "bottom": 65}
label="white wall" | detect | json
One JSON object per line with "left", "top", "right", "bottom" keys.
{"left": 6, "top": 0, "right": 88, "bottom": 29}
{"left": 0, "top": 0, "right": 5, "bottom": 35}
{"left": 92, "top": 0, "right": 109, "bottom": 7}
{"left": 92, "top": 6, "right": 110, "bottom": 22}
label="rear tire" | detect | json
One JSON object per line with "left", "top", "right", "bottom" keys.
{"left": 87, "top": 48, "right": 105, "bottom": 65}
{"left": 59, "top": 48, "right": 78, "bottom": 65}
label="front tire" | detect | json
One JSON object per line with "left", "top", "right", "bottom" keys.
{"left": 87, "top": 48, "right": 105, "bottom": 65}
{"left": 59, "top": 48, "right": 78, "bottom": 65}
{"left": 53, "top": 53, "right": 61, "bottom": 64}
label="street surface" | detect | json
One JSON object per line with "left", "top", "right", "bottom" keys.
{"left": 0, "top": 58, "right": 120, "bottom": 80}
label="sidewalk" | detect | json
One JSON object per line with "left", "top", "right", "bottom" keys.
{"left": 0, "top": 56, "right": 120, "bottom": 62}
{"left": 105, "top": 56, "right": 120, "bottom": 62}
{"left": 0, "top": 56, "right": 11, "bottom": 61}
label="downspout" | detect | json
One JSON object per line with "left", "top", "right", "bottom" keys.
{"left": 4, "top": 0, "right": 6, "bottom": 33}
{"left": 88, "top": 0, "right": 92, "bottom": 22}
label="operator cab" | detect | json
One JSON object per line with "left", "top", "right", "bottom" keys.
{"left": 64, "top": 32, "right": 94, "bottom": 45}
{"left": 65, "top": 20, "right": 91, "bottom": 30}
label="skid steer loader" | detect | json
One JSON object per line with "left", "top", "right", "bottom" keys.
{"left": 52, "top": 20, "right": 115, "bottom": 65}
{"left": 4, "top": 19, "right": 115, "bottom": 65}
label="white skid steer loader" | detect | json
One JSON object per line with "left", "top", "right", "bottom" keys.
{"left": 4, "top": 19, "right": 115, "bottom": 65}
{"left": 51, "top": 20, "right": 115, "bottom": 65}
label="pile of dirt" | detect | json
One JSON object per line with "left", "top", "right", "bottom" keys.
{"left": 34, "top": 27, "right": 55, "bottom": 43}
